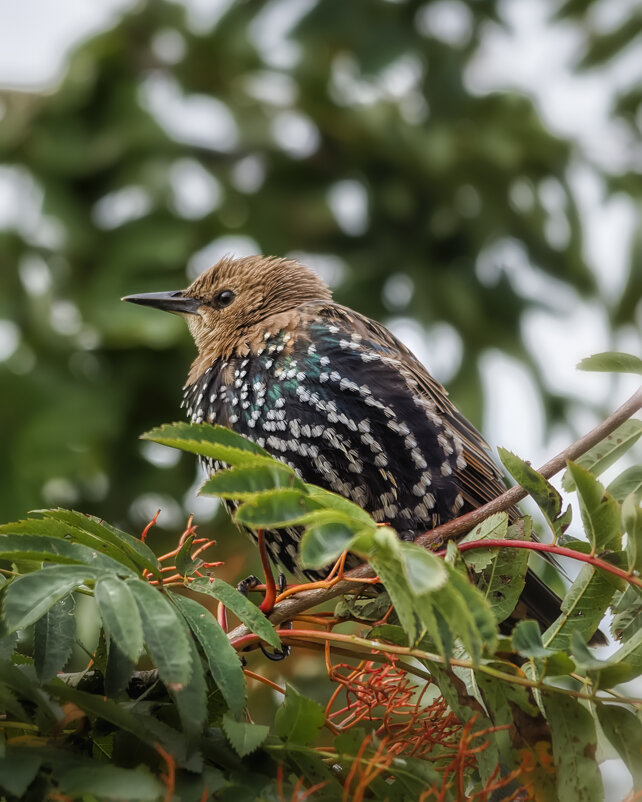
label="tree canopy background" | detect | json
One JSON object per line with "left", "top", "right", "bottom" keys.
{"left": 0, "top": 0, "right": 640, "bottom": 556}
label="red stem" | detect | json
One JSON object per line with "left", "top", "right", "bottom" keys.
{"left": 441, "top": 539, "right": 641, "bottom": 588}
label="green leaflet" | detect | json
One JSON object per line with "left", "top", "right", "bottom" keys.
{"left": 142, "top": 421, "right": 272, "bottom": 466}
{"left": 0, "top": 534, "right": 133, "bottom": 574}
{"left": 577, "top": 351, "right": 642, "bottom": 375}
{"left": 274, "top": 684, "right": 325, "bottom": 746}
{"left": 607, "top": 466, "right": 642, "bottom": 503}
{"left": 127, "top": 579, "right": 193, "bottom": 688}
{"left": 597, "top": 705, "right": 642, "bottom": 790}
{"left": 34, "top": 595, "right": 76, "bottom": 682}
{"left": 171, "top": 592, "right": 246, "bottom": 716}
{"left": 2, "top": 565, "right": 104, "bottom": 633}
{"left": 188, "top": 577, "right": 281, "bottom": 650}
{"left": 544, "top": 694, "right": 603, "bottom": 802}
{"left": 200, "top": 461, "right": 306, "bottom": 497}
{"left": 499, "top": 448, "right": 571, "bottom": 538}
{"left": 562, "top": 420, "right": 642, "bottom": 491}
{"left": 234, "top": 488, "right": 323, "bottom": 528}
{"left": 623, "top": 492, "right": 642, "bottom": 573}
{"left": 222, "top": 713, "right": 269, "bottom": 757}
{"left": 543, "top": 565, "right": 615, "bottom": 652}
{"left": 566, "top": 461, "right": 621, "bottom": 552}
{"left": 94, "top": 576, "right": 144, "bottom": 664}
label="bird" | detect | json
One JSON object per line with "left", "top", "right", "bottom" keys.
{"left": 123, "top": 254, "right": 568, "bottom": 635}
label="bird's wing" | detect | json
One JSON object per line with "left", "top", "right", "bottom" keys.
{"left": 302, "top": 301, "right": 510, "bottom": 516}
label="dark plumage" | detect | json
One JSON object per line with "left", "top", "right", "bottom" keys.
{"left": 124, "top": 255, "right": 566, "bottom": 633}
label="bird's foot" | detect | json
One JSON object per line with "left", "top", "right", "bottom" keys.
{"left": 259, "top": 621, "right": 292, "bottom": 661}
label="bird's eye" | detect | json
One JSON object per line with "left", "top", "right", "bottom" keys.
{"left": 214, "top": 289, "right": 236, "bottom": 308}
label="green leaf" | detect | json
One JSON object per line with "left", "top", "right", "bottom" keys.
{"left": 623, "top": 492, "right": 642, "bottom": 573}
{"left": 0, "top": 754, "right": 41, "bottom": 798}
{"left": 274, "top": 684, "right": 325, "bottom": 746}
{"left": 513, "top": 620, "right": 557, "bottom": 658}
{"left": 188, "top": 577, "right": 281, "bottom": 650}
{"left": 221, "top": 713, "right": 269, "bottom": 757}
{"left": 142, "top": 421, "right": 272, "bottom": 466}
{"left": 305, "top": 486, "right": 376, "bottom": 527}
{"left": 94, "top": 576, "right": 144, "bottom": 663}
{"left": 545, "top": 694, "right": 603, "bottom": 802}
{"left": 562, "top": 420, "right": 642, "bottom": 491}
{"left": 597, "top": 705, "right": 642, "bottom": 790}
{"left": 171, "top": 593, "right": 246, "bottom": 716}
{"left": 34, "top": 594, "right": 75, "bottom": 682}
{"left": 474, "top": 518, "right": 530, "bottom": 622}
{"left": 58, "top": 765, "right": 164, "bottom": 800}
{"left": 0, "top": 534, "right": 133, "bottom": 574}
{"left": 543, "top": 565, "right": 615, "bottom": 651}
{"left": 459, "top": 512, "right": 510, "bottom": 571}
{"left": 127, "top": 579, "right": 192, "bottom": 688}
{"left": 400, "top": 544, "right": 448, "bottom": 594}
{"left": 105, "top": 639, "right": 135, "bottom": 698}
{"left": 2, "top": 565, "right": 103, "bottom": 633}
{"left": 234, "top": 489, "right": 323, "bottom": 528}
{"left": 577, "top": 351, "right": 642, "bottom": 375}
{"left": 566, "top": 461, "right": 621, "bottom": 552}
{"left": 571, "top": 632, "right": 634, "bottom": 687}
{"left": 170, "top": 635, "right": 208, "bottom": 737}
{"left": 35, "top": 509, "right": 160, "bottom": 578}
{"left": 607, "top": 466, "right": 642, "bottom": 504}
{"left": 200, "top": 462, "right": 306, "bottom": 497}
{"left": 499, "top": 448, "right": 571, "bottom": 538}
{"left": 299, "top": 521, "right": 357, "bottom": 569}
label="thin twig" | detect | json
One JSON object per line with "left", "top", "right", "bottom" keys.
{"left": 227, "top": 387, "right": 642, "bottom": 637}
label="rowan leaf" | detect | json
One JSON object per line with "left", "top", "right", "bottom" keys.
{"left": 234, "top": 489, "right": 323, "bottom": 528}
{"left": 94, "top": 576, "right": 144, "bottom": 663}
{"left": 274, "top": 684, "right": 325, "bottom": 746}
{"left": 566, "top": 461, "right": 621, "bottom": 552}
{"left": 34, "top": 595, "right": 75, "bottom": 682}
{"left": 222, "top": 713, "right": 269, "bottom": 757}
{"left": 577, "top": 351, "right": 642, "bottom": 375}
{"left": 200, "top": 462, "right": 306, "bottom": 497}
{"left": 171, "top": 592, "right": 246, "bottom": 716}
{"left": 562, "top": 420, "right": 642, "bottom": 491}
{"left": 597, "top": 705, "right": 642, "bottom": 790}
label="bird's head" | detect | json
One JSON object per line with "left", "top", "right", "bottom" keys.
{"left": 123, "top": 255, "right": 331, "bottom": 376}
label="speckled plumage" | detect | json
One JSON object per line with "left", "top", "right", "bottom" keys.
{"left": 125, "top": 254, "right": 568, "bottom": 634}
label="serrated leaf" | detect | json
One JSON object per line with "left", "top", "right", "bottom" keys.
{"left": 104, "top": 638, "right": 135, "bottom": 698}
{"left": 607, "top": 466, "right": 642, "bottom": 503}
{"left": 562, "top": 420, "right": 642, "bottom": 491}
{"left": 577, "top": 351, "right": 642, "bottom": 375}
{"left": 513, "top": 620, "right": 557, "bottom": 658}
{"left": 58, "top": 765, "right": 164, "bottom": 800}
{"left": 234, "top": 489, "right": 322, "bottom": 528}
{"left": 142, "top": 421, "right": 271, "bottom": 467}
{"left": 623, "top": 493, "right": 642, "bottom": 573}
{"left": 34, "top": 595, "right": 75, "bottom": 682}
{"left": 597, "top": 705, "right": 642, "bottom": 790}
{"left": 460, "top": 512, "right": 509, "bottom": 571}
{"left": 274, "top": 684, "right": 325, "bottom": 745}
{"left": 171, "top": 593, "right": 246, "bottom": 716}
{"left": 200, "top": 462, "right": 306, "bottom": 498}
{"left": 94, "top": 576, "right": 144, "bottom": 663}
{"left": 188, "top": 577, "right": 280, "bottom": 650}
{"left": 474, "top": 519, "right": 529, "bottom": 622}
{"left": 499, "top": 448, "right": 571, "bottom": 538}
{"left": 2, "top": 565, "right": 104, "bottom": 633}
{"left": 543, "top": 565, "right": 615, "bottom": 651}
{"left": 400, "top": 544, "right": 448, "bottom": 594}
{"left": 222, "top": 713, "right": 269, "bottom": 757}
{"left": 0, "top": 534, "right": 133, "bottom": 574}
{"left": 127, "top": 579, "right": 192, "bottom": 688}
{"left": 305, "top": 486, "right": 376, "bottom": 527}
{"left": 174, "top": 533, "right": 197, "bottom": 577}
{"left": 170, "top": 635, "right": 207, "bottom": 737}
{"left": 566, "top": 461, "right": 621, "bottom": 552}
{"left": 545, "top": 694, "right": 603, "bottom": 802}
{"left": 35, "top": 509, "right": 160, "bottom": 578}
{"left": 299, "top": 520, "right": 357, "bottom": 570}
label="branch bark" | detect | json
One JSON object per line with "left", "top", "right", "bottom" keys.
{"left": 227, "top": 386, "right": 642, "bottom": 637}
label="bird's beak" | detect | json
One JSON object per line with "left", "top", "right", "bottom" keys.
{"left": 121, "top": 290, "right": 201, "bottom": 315}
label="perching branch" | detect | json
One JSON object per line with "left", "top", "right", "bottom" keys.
{"left": 228, "top": 387, "right": 642, "bottom": 637}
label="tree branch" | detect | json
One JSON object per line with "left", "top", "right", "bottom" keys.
{"left": 227, "top": 387, "right": 642, "bottom": 637}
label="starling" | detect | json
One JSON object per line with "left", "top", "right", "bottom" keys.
{"left": 124, "top": 255, "right": 565, "bottom": 632}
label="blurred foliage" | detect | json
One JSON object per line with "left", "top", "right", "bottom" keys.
{"left": 0, "top": 0, "right": 639, "bottom": 531}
